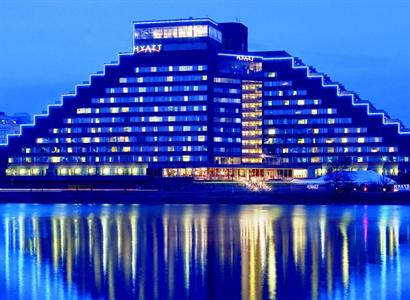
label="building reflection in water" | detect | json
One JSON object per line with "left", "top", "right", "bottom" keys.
{"left": 0, "top": 204, "right": 409, "bottom": 300}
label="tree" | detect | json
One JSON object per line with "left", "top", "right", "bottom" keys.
{"left": 326, "top": 156, "right": 352, "bottom": 190}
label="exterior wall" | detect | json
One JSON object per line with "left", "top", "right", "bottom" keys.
{"left": 1, "top": 18, "right": 409, "bottom": 180}
{"left": 4, "top": 49, "right": 218, "bottom": 176}
{"left": 261, "top": 57, "right": 410, "bottom": 176}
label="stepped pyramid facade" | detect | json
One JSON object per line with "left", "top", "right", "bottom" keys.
{"left": 2, "top": 18, "right": 409, "bottom": 182}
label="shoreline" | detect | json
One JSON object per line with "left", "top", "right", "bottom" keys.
{"left": 0, "top": 189, "right": 409, "bottom": 205}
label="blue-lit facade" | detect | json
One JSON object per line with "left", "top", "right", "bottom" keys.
{"left": 1, "top": 18, "right": 409, "bottom": 181}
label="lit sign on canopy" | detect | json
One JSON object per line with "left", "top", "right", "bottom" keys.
{"left": 135, "top": 44, "right": 163, "bottom": 54}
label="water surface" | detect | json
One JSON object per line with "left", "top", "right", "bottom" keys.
{"left": 0, "top": 203, "right": 409, "bottom": 300}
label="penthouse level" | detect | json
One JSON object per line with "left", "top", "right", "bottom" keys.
{"left": 1, "top": 18, "right": 409, "bottom": 185}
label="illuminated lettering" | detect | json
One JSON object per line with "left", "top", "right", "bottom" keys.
{"left": 135, "top": 44, "right": 163, "bottom": 54}
{"left": 236, "top": 55, "right": 254, "bottom": 62}
{"left": 307, "top": 184, "right": 319, "bottom": 190}
{"left": 393, "top": 184, "right": 410, "bottom": 192}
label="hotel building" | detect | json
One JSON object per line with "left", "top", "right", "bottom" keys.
{"left": 1, "top": 18, "right": 409, "bottom": 183}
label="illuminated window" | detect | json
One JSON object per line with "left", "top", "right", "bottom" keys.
{"left": 357, "top": 137, "right": 365, "bottom": 143}
{"left": 341, "top": 137, "right": 347, "bottom": 143}
{"left": 149, "top": 116, "right": 162, "bottom": 122}
{"left": 183, "top": 155, "right": 191, "bottom": 162}
{"left": 293, "top": 169, "right": 307, "bottom": 178}
{"left": 74, "top": 168, "right": 82, "bottom": 175}
{"left": 117, "top": 168, "right": 124, "bottom": 175}
{"left": 313, "top": 128, "right": 319, "bottom": 134}
{"left": 102, "top": 167, "right": 110, "bottom": 176}
{"left": 50, "top": 157, "right": 61, "bottom": 163}
{"left": 311, "top": 157, "right": 320, "bottom": 163}
{"left": 77, "top": 108, "right": 92, "bottom": 114}
{"left": 268, "top": 128, "right": 276, "bottom": 135}
{"left": 297, "top": 100, "right": 305, "bottom": 106}
{"left": 283, "top": 148, "right": 289, "bottom": 154}
{"left": 60, "top": 168, "right": 67, "bottom": 176}
{"left": 311, "top": 109, "right": 317, "bottom": 115}
{"left": 388, "top": 147, "right": 395, "bottom": 153}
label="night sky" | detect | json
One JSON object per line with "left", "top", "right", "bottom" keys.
{"left": 0, "top": 0, "right": 409, "bottom": 124}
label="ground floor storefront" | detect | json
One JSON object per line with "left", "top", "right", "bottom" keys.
{"left": 162, "top": 166, "right": 309, "bottom": 181}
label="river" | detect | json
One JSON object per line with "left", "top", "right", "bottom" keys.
{"left": 0, "top": 203, "right": 408, "bottom": 299}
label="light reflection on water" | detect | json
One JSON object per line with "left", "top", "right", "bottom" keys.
{"left": 0, "top": 204, "right": 409, "bottom": 300}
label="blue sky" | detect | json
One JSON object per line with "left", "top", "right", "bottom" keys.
{"left": 0, "top": 0, "right": 409, "bottom": 124}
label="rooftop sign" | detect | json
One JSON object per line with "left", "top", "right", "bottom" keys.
{"left": 135, "top": 44, "right": 163, "bottom": 54}
{"left": 236, "top": 55, "right": 255, "bottom": 62}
